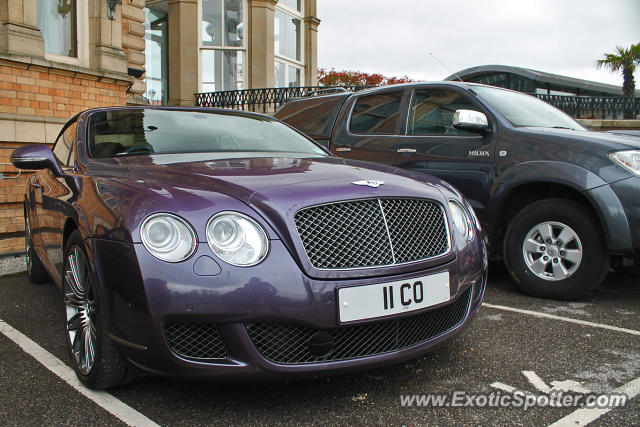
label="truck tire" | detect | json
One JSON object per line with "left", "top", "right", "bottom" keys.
{"left": 503, "top": 198, "right": 609, "bottom": 300}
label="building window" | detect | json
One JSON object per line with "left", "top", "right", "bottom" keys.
{"left": 144, "top": 6, "right": 169, "bottom": 104}
{"left": 274, "top": 1, "right": 303, "bottom": 87}
{"left": 38, "top": 0, "right": 77, "bottom": 57}
{"left": 200, "top": 0, "right": 246, "bottom": 92}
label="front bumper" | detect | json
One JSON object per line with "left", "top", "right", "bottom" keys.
{"left": 88, "top": 237, "right": 486, "bottom": 380}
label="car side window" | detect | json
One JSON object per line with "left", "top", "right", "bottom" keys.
{"left": 349, "top": 91, "right": 403, "bottom": 135}
{"left": 408, "top": 89, "right": 477, "bottom": 136}
{"left": 52, "top": 122, "right": 77, "bottom": 168}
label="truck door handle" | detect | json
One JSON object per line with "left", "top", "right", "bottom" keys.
{"left": 397, "top": 148, "right": 417, "bottom": 154}
{"left": 335, "top": 147, "right": 351, "bottom": 152}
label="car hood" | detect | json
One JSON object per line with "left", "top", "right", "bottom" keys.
{"left": 521, "top": 127, "right": 640, "bottom": 150}
{"left": 86, "top": 153, "right": 456, "bottom": 277}
{"left": 90, "top": 152, "right": 448, "bottom": 204}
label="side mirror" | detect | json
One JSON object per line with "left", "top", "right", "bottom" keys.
{"left": 11, "top": 144, "right": 63, "bottom": 176}
{"left": 453, "top": 109, "right": 490, "bottom": 134}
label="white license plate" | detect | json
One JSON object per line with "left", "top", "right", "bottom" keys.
{"left": 338, "top": 271, "right": 450, "bottom": 323}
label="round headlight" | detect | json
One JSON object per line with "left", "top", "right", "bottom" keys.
{"left": 464, "top": 200, "right": 481, "bottom": 231}
{"left": 448, "top": 200, "right": 473, "bottom": 240}
{"left": 206, "top": 212, "right": 269, "bottom": 266}
{"left": 140, "top": 213, "right": 196, "bottom": 262}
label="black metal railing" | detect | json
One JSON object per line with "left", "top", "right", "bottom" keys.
{"left": 195, "top": 86, "right": 371, "bottom": 113}
{"left": 195, "top": 86, "right": 640, "bottom": 120}
{"left": 536, "top": 95, "right": 640, "bottom": 120}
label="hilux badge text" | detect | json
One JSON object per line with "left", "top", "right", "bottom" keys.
{"left": 468, "top": 150, "right": 491, "bottom": 157}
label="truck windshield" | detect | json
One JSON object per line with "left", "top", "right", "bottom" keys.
{"left": 472, "top": 86, "right": 586, "bottom": 131}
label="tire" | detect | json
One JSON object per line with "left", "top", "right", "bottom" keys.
{"left": 24, "top": 213, "right": 50, "bottom": 284}
{"left": 503, "top": 199, "right": 609, "bottom": 300}
{"left": 62, "top": 230, "right": 130, "bottom": 389}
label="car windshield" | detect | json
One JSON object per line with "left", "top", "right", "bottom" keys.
{"left": 88, "top": 109, "right": 328, "bottom": 158}
{"left": 472, "top": 86, "right": 586, "bottom": 131}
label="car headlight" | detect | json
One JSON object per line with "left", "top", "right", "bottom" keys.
{"left": 206, "top": 212, "right": 269, "bottom": 266}
{"left": 140, "top": 213, "right": 197, "bottom": 262}
{"left": 448, "top": 200, "right": 474, "bottom": 240}
{"left": 609, "top": 150, "right": 640, "bottom": 176}
{"left": 463, "top": 200, "right": 481, "bottom": 231}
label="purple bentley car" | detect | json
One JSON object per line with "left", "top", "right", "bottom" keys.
{"left": 12, "top": 107, "right": 486, "bottom": 389}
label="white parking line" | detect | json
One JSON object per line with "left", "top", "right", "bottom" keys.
{"left": 482, "top": 303, "right": 640, "bottom": 336}
{"left": 548, "top": 375, "right": 640, "bottom": 427}
{"left": 0, "top": 318, "right": 159, "bottom": 427}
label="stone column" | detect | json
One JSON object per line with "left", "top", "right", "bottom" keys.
{"left": 303, "top": 0, "right": 319, "bottom": 86}
{"left": 248, "top": 0, "right": 278, "bottom": 89}
{"left": 88, "top": 0, "right": 128, "bottom": 74}
{"left": 168, "top": 0, "right": 198, "bottom": 106}
{"left": 0, "top": 0, "right": 45, "bottom": 57}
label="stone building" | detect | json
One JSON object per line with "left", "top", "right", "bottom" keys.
{"left": 0, "top": 0, "right": 320, "bottom": 257}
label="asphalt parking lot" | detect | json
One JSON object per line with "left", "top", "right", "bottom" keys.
{"left": 0, "top": 262, "right": 638, "bottom": 426}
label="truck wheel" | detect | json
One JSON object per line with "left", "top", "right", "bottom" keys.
{"left": 503, "top": 199, "right": 609, "bottom": 300}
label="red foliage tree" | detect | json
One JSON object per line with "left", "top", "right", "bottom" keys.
{"left": 318, "top": 68, "right": 413, "bottom": 87}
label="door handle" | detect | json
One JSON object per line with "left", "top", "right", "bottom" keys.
{"left": 335, "top": 147, "right": 351, "bottom": 153}
{"left": 397, "top": 148, "right": 417, "bottom": 154}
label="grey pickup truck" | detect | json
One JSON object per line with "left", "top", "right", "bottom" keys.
{"left": 275, "top": 82, "right": 640, "bottom": 300}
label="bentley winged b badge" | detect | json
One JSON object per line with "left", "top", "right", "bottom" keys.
{"left": 351, "top": 180, "right": 385, "bottom": 188}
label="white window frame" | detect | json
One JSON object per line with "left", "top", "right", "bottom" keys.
{"left": 274, "top": 1, "right": 304, "bottom": 87}
{"left": 41, "top": 0, "right": 89, "bottom": 67}
{"left": 198, "top": 0, "right": 248, "bottom": 92}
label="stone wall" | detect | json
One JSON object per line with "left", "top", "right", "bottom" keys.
{"left": 578, "top": 119, "right": 640, "bottom": 132}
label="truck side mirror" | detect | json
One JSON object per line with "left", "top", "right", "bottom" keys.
{"left": 453, "top": 109, "right": 490, "bottom": 134}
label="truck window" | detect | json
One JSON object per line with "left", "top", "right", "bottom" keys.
{"left": 350, "top": 91, "right": 403, "bottom": 135}
{"left": 276, "top": 95, "right": 348, "bottom": 139}
{"left": 408, "top": 89, "right": 477, "bottom": 136}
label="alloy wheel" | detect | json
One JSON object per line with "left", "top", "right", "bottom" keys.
{"left": 63, "top": 247, "right": 97, "bottom": 375}
{"left": 522, "top": 221, "right": 583, "bottom": 281}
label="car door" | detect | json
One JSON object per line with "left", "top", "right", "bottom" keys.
{"left": 39, "top": 121, "right": 78, "bottom": 279}
{"left": 330, "top": 89, "right": 409, "bottom": 167}
{"left": 395, "top": 86, "right": 496, "bottom": 220}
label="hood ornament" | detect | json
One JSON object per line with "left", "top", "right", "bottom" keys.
{"left": 351, "top": 180, "right": 385, "bottom": 188}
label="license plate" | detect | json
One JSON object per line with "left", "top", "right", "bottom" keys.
{"left": 338, "top": 271, "right": 450, "bottom": 323}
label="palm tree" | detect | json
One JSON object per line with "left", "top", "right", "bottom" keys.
{"left": 596, "top": 43, "right": 640, "bottom": 97}
{"left": 596, "top": 43, "right": 640, "bottom": 118}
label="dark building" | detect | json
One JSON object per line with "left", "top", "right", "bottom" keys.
{"left": 446, "top": 65, "right": 640, "bottom": 97}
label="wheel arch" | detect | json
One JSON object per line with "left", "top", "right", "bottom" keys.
{"left": 62, "top": 218, "right": 80, "bottom": 253}
{"left": 490, "top": 179, "right": 609, "bottom": 259}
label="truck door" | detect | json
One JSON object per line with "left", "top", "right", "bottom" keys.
{"left": 395, "top": 87, "right": 496, "bottom": 220}
{"left": 330, "top": 89, "right": 408, "bottom": 167}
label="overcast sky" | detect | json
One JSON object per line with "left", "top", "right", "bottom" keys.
{"left": 317, "top": 0, "right": 640, "bottom": 87}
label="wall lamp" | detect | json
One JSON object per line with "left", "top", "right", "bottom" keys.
{"left": 107, "top": 0, "right": 122, "bottom": 20}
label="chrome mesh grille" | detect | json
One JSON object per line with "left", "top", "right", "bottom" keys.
{"left": 294, "top": 199, "right": 393, "bottom": 269}
{"left": 380, "top": 198, "right": 449, "bottom": 263}
{"left": 164, "top": 322, "right": 227, "bottom": 360}
{"left": 246, "top": 287, "right": 471, "bottom": 364}
{"left": 294, "top": 198, "right": 449, "bottom": 269}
